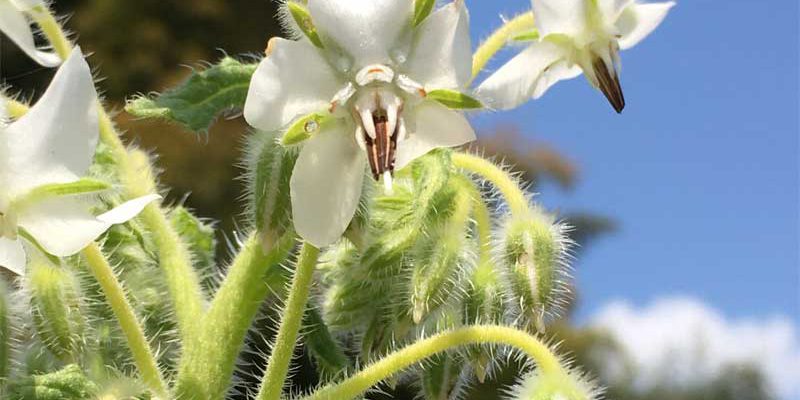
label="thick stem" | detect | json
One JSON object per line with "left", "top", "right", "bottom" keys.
{"left": 175, "top": 233, "right": 295, "bottom": 399}
{"left": 452, "top": 152, "right": 531, "bottom": 218}
{"left": 257, "top": 243, "right": 321, "bottom": 400}
{"left": 303, "top": 325, "right": 564, "bottom": 400}
{"left": 103, "top": 118, "right": 206, "bottom": 341}
{"left": 81, "top": 243, "right": 168, "bottom": 398}
{"left": 470, "top": 12, "right": 535, "bottom": 85}
{"left": 31, "top": 4, "right": 207, "bottom": 340}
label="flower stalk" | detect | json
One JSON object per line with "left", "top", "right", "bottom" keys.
{"left": 257, "top": 243, "right": 321, "bottom": 400}
{"left": 302, "top": 325, "right": 564, "bottom": 400}
{"left": 81, "top": 243, "right": 169, "bottom": 398}
{"left": 452, "top": 152, "right": 531, "bottom": 217}
{"left": 470, "top": 12, "right": 535, "bottom": 83}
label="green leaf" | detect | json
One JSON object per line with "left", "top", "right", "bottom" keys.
{"left": 8, "top": 364, "right": 98, "bottom": 400}
{"left": 125, "top": 57, "right": 257, "bottom": 133}
{"left": 287, "top": 1, "right": 324, "bottom": 48}
{"left": 427, "top": 89, "right": 484, "bottom": 110}
{"left": 413, "top": 0, "right": 436, "bottom": 27}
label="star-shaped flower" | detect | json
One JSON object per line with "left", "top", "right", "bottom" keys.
{"left": 0, "top": 48, "right": 159, "bottom": 275}
{"left": 477, "top": 0, "right": 674, "bottom": 112}
{"left": 0, "top": 0, "right": 61, "bottom": 66}
{"left": 244, "top": 0, "right": 477, "bottom": 247}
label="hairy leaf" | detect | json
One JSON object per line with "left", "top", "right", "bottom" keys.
{"left": 126, "top": 57, "right": 257, "bottom": 133}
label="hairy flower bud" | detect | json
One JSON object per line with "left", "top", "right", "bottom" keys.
{"left": 410, "top": 185, "right": 471, "bottom": 324}
{"left": 421, "top": 353, "right": 463, "bottom": 400}
{"left": 26, "top": 259, "right": 86, "bottom": 362}
{"left": 8, "top": 364, "right": 99, "bottom": 399}
{"left": 245, "top": 130, "right": 298, "bottom": 250}
{"left": 501, "top": 213, "right": 572, "bottom": 332}
{"left": 504, "top": 369, "right": 601, "bottom": 400}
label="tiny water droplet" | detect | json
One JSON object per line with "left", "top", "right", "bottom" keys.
{"left": 304, "top": 120, "right": 319, "bottom": 133}
{"left": 391, "top": 48, "right": 407, "bottom": 64}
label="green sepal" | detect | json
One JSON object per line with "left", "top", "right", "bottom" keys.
{"left": 125, "top": 57, "right": 257, "bottom": 133}
{"left": 245, "top": 131, "right": 298, "bottom": 249}
{"left": 413, "top": 0, "right": 436, "bottom": 27}
{"left": 19, "top": 179, "right": 111, "bottom": 206}
{"left": 281, "top": 112, "right": 331, "bottom": 146}
{"left": 421, "top": 353, "right": 462, "bottom": 400}
{"left": 287, "top": 1, "right": 324, "bottom": 48}
{"left": 303, "top": 307, "right": 349, "bottom": 381}
{"left": 512, "top": 30, "right": 540, "bottom": 42}
{"left": 427, "top": 89, "right": 484, "bottom": 110}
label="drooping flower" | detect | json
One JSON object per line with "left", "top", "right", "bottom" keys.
{"left": 0, "top": 0, "right": 61, "bottom": 66}
{"left": 0, "top": 48, "right": 159, "bottom": 275}
{"left": 244, "top": 0, "right": 477, "bottom": 247}
{"left": 477, "top": 0, "right": 674, "bottom": 113}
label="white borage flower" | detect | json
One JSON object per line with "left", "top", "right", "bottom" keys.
{"left": 0, "top": 0, "right": 61, "bottom": 67}
{"left": 244, "top": 0, "right": 477, "bottom": 247}
{"left": 477, "top": 0, "right": 674, "bottom": 113}
{"left": 0, "top": 48, "right": 159, "bottom": 275}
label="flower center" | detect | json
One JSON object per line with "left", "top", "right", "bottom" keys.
{"left": 352, "top": 87, "right": 404, "bottom": 185}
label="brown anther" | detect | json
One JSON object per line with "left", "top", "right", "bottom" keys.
{"left": 364, "top": 112, "right": 398, "bottom": 181}
{"left": 592, "top": 57, "right": 625, "bottom": 113}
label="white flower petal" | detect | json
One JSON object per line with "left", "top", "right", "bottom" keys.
{"left": 96, "top": 194, "right": 160, "bottom": 224}
{"left": 617, "top": 2, "right": 675, "bottom": 50}
{"left": 9, "top": 0, "right": 45, "bottom": 10}
{"left": 244, "top": 38, "right": 344, "bottom": 132}
{"left": 395, "top": 100, "right": 475, "bottom": 170}
{"left": 307, "top": 0, "right": 414, "bottom": 67}
{"left": 531, "top": 0, "right": 588, "bottom": 37}
{"left": 0, "top": 97, "right": 8, "bottom": 124}
{"left": 17, "top": 197, "right": 109, "bottom": 257}
{"left": 598, "top": 0, "right": 634, "bottom": 23}
{"left": 290, "top": 119, "right": 365, "bottom": 248}
{"left": 2, "top": 48, "right": 97, "bottom": 198}
{"left": 405, "top": 1, "right": 471, "bottom": 90}
{"left": 475, "top": 40, "right": 570, "bottom": 110}
{"left": 531, "top": 60, "right": 583, "bottom": 99}
{"left": 0, "top": 237, "right": 26, "bottom": 275}
{"left": 0, "top": 0, "right": 61, "bottom": 67}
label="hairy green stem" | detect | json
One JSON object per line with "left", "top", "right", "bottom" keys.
{"left": 257, "top": 243, "right": 321, "bottom": 400}
{"left": 470, "top": 12, "right": 535, "bottom": 85}
{"left": 29, "top": 7, "right": 72, "bottom": 60}
{"left": 303, "top": 325, "right": 563, "bottom": 400}
{"left": 452, "top": 152, "right": 530, "bottom": 218}
{"left": 81, "top": 243, "right": 168, "bottom": 398}
{"left": 175, "top": 233, "right": 296, "bottom": 399}
{"left": 32, "top": 3, "right": 206, "bottom": 340}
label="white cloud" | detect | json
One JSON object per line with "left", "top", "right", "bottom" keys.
{"left": 588, "top": 296, "right": 800, "bottom": 400}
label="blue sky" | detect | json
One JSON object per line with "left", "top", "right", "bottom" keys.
{"left": 466, "top": 0, "right": 799, "bottom": 324}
